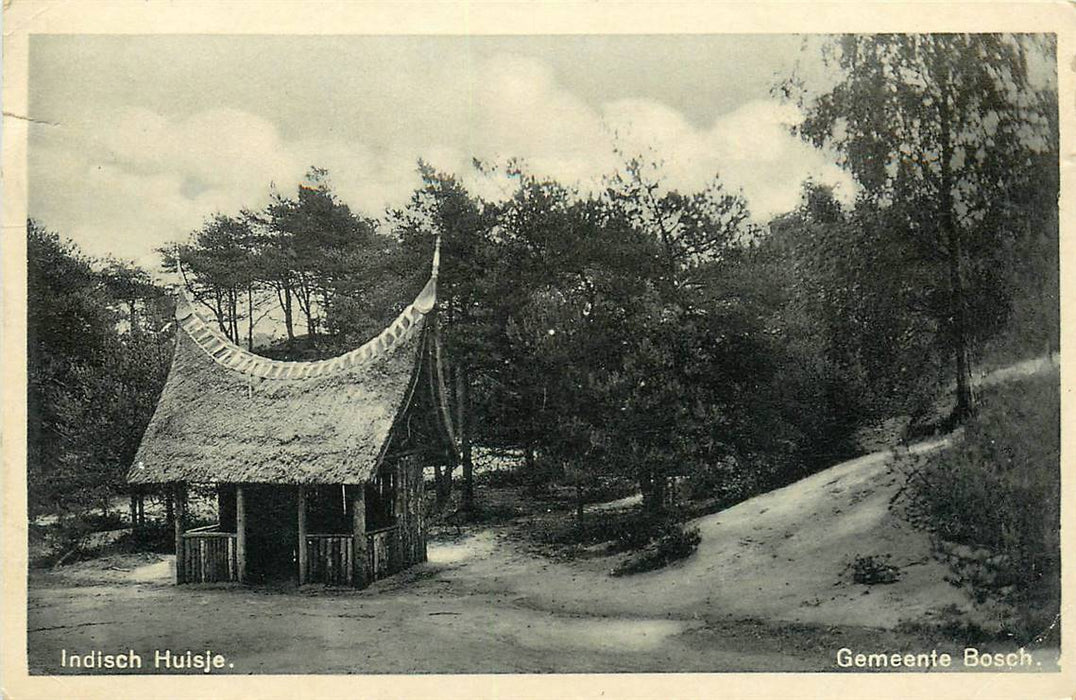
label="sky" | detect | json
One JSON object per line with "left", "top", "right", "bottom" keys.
{"left": 28, "top": 34, "right": 857, "bottom": 271}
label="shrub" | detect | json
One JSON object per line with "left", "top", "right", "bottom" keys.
{"left": 850, "top": 554, "right": 900, "bottom": 584}
{"left": 900, "top": 370, "right": 1060, "bottom": 643}
{"left": 475, "top": 468, "right": 526, "bottom": 489}
{"left": 609, "top": 512, "right": 683, "bottom": 552}
{"left": 78, "top": 511, "right": 127, "bottom": 531}
{"left": 686, "top": 456, "right": 750, "bottom": 503}
{"left": 581, "top": 476, "right": 637, "bottom": 505}
{"left": 611, "top": 525, "right": 701, "bottom": 576}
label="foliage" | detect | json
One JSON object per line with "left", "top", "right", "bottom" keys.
{"left": 28, "top": 221, "right": 173, "bottom": 518}
{"left": 608, "top": 512, "right": 685, "bottom": 553}
{"left": 264, "top": 167, "right": 382, "bottom": 347}
{"left": 29, "top": 519, "right": 174, "bottom": 569}
{"left": 789, "top": 34, "right": 1058, "bottom": 419}
{"left": 610, "top": 524, "right": 701, "bottom": 576}
{"left": 850, "top": 554, "right": 901, "bottom": 585}
{"left": 899, "top": 370, "right": 1060, "bottom": 642}
{"left": 164, "top": 168, "right": 385, "bottom": 353}
{"left": 391, "top": 162, "right": 502, "bottom": 507}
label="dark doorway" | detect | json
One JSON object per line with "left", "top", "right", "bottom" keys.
{"left": 244, "top": 485, "right": 298, "bottom": 584}
{"left": 306, "top": 485, "right": 351, "bottom": 534}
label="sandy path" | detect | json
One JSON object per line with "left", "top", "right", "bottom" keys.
{"left": 27, "top": 557, "right": 837, "bottom": 673}
{"left": 26, "top": 524, "right": 1057, "bottom": 675}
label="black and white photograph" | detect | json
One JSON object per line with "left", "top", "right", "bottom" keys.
{"left": 2, "top": 2, "right": 1072, "bottom": 697}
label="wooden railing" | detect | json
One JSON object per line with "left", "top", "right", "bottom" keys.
{"left": 181, "top": 525, "right": 416, "bottom": 586}
{"left": 181, "top": 524, "right": 237, "bottom": 583}
{"left": 366, "top": 525, "right": 404, "bottom": 581}
{"left": 304, "top": 533, "right": 354, "bottom": 586}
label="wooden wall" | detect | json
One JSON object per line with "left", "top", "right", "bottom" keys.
{"left": 394, "top": 453, "right": 427, "bottom": 570}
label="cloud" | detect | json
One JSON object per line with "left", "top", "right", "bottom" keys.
{"left": 30, "top": 51, "right": 855, "bottom": 271}
{"left": 706, "top": 100, "right": 858, "bottom": 218}
{"left": 30, "top": 107, "right": 307, "bottom": 269}
{"left": 601, "top": 97, "right": 857, "bottom": 219}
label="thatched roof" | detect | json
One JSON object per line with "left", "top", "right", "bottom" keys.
{"left": 128, "top": 257, "right": 455, "bottom": 486}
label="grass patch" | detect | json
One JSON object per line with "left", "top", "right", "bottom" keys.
{"left": 899, "top": 369, "right": 1060, "bottom": 644}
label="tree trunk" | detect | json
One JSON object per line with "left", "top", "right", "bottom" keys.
{"left": 524, "top": 444, "right": 542, "bottom": 496}
{"left": 938, "top": 68, "right": 975, "bottom": 421}
{"left": 949, "top": 233, "right": 975, "bottom": 420}
{"left": 433, "top": 463, "right": 443, "bottom": 505}
{"left": 640, "top": 467, "right": 666, "bottom": 514}
{"left": 128, "top": 300, "right": 139, "bottom": 335}
{"left": 639, "top": 469, "right": 653, "bottom": 511}
{"left": 247, "top": 285, "right": 255, "bottom": 351}
{"left": 433, "top": 463, "right": 451, "bottom": 508}
{"left": 654, "top": 472, "right": 666, "bottom": 511}
{"left": 457, "top": 369, "right": 474, "bottom": 512}
{"left": 232, "top": 289, "right": 240, "bottom": 344}
{"left": 282, "top": 281, "right": 295, "bottom": 343}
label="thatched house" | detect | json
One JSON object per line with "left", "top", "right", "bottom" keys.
{"left": 127, "top": 245, "right": 457, "bottom": 587}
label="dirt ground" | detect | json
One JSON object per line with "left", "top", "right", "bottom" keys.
{"left": 26, "top": 431, "right": 1061, "bottom": 675}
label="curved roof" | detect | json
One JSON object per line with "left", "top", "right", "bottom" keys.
{"left": 174, "top": 252, "right": 437, "bottom": 380}
{"left": 128, "top": 243, "right": 452, "bottom": 485}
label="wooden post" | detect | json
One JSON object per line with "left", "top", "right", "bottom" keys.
{"left": 236, "top": 485, "right": 247, "bottom": 583}
{"left": 217, "top": 487, "right": 227, "bottom": 527}
{"left": 352, "top": 486, "right": 368, "bottom": 587}
{"left": 173, "top": 482, "right": 187, "bottom": 584}
{"left": 417, "top": 462, "right": 427, "bottom": 563}
{"left": 297, "top": 485, "right": 308, "bottom": 585}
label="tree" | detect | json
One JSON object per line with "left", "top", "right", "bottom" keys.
{"left": 492, "top": 175, "right": 659, "bottom": 507}
{"left": 162, "top": 214, "right": 263, "bottom": 347}
{"left": 28, "top": 220, "right": 172, "bottom": 519}
{"left": 28, "top": 221, "right": 116, "bottom": 516}
{"left": 260, "top": 167, "right": 379, "bottom": 350}
{"left": 605, "top": 154, "right": 755, "bottom": 291}
{"left": 599, "top": 156, "right": 770, "bottom": 510}
{"left": 392, "top": 162, "right": 500, "bottom": 511}
{"left": 753, "top": 184, "right": 940, "bottom": 472}
{"left": 483, "top": 162, "right": 778, "bottom": 515}
{"left": 790, "top": 34, "right": 1058, "bottom": 419}
{"left": 100, "top": 259, "right": 161, "bottom": 335}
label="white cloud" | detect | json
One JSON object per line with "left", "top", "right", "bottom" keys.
{"left": 31, "top": 108, "right": 306, "bottom": 269}
{"left": 706, "top": 100, "right": 858, "bottom": 218}
{"left": 30, "top": 51, "right": 856, "bottom": 271}
{"left": 600, "top": 97, "right": 857, "bottom": 219}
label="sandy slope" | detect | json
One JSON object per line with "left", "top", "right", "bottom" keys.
{"left": 441, "top": 354, "right": 1062, "bottom": 630}
{"left": 438, "top": 435, "right": 981, "bottom": 631}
